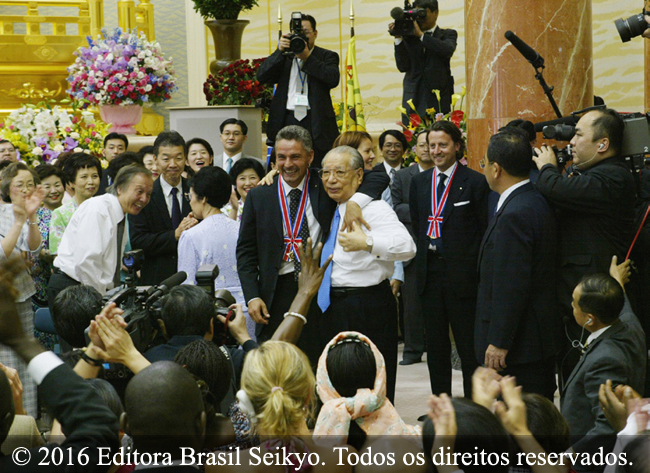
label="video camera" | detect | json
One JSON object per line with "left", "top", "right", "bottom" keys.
{"left": 196, "top": 264, "right": 238, "bottom": 347}
{"left": 389, "top": 1, "right": 427, "bottom": 37}
{"left": 283, "top": 12, "right": 309, "bottom": 57}
{"left": 615, "top": 6, "right": 650, "bottom": 42}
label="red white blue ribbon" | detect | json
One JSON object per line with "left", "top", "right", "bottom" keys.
{"left": 427, "top": 165, "right": 458, "bottom": 239}
{"left": 278, "top": 171, "right": 310, "bottom": 262}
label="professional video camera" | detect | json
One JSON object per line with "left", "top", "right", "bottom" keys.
{"left": 283, "top": 12, "right": 309, "bottom": 56}
{"left": 541, "top": 123, "right": 574, "bottom": 166}
{"left": 615, "top": 7, "right": 650, "bottom": 42}
{"left": 389, "top": 1, "right": 427, "bottom": 37}
{"left": 196, "top": 264, "right": 238, "bottom": 347}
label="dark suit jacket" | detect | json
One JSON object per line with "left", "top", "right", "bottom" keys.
{"left": 560, "top": 298, "right": 646, "bottom": 472}
{"left": 409, "top": 163, "right": 490, "bottom": 296}
{"left": 475, "top": 183, "right": 559, "bottom": 365}
{"left": 129, "top": 177, "right": 191, "bottom": 285}
{"left": 0, "top": 364, "right": 119, "bottom": 472}
{"left": 392, "top": 164, "right": 421, "bottom": 237}
{"left": 395, "top": 27, "right": 457, "bottom": 116}
{"left": 535, "top": 158, "right": 636, "bottom": 295}
{"left": 237, "top": 169, "right": 389, "bottom": 308}
{"left": 258, "top": 46, "right": 340, "bottom": 150}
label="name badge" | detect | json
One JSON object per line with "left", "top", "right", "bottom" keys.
{"left": 295, "top": 94, "right": 309, "bottom": 107}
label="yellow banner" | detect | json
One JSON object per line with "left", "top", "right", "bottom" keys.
{"left": 342, "top": 35, "right": 366, "bottom": 132}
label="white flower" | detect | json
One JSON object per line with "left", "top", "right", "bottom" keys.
{"left": 144, "top": 84, "right": 152, "bottom": 92}
{"left": 81, "top": 111, "right": 95, "bottom": 124}
{"left": 31, "top": 147, "right": 43, "bottom": 156}
{"left": 73, "top": 147, "right": 83, "bottom": 152}
{"left": 53, "top": 144, "right": 64, "bottom": 152}
{"left": 83, "top": 149, "right": 91, "bottom": 154}
{"left": 70, "top": 132, "right": 80, "bottom": 139}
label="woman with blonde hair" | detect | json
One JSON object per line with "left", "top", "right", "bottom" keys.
{"left": 211, "top": 341, "right": 352, "bottom": 473}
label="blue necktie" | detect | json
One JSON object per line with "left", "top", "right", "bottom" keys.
{"left": 317, "top": 208, "right": 340, "bottom": 313}
{"left": 171, "top": 187, "right": 181, "bottom": 229}
{"left": 226, "top": 157, "right": 233, "bottom": 173}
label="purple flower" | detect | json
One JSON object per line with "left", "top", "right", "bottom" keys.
{"left": 63, "top": 137, "right": 78, "bottom": 151}
{"left": 34, "top": 137, "right": 48, "bottom": 148}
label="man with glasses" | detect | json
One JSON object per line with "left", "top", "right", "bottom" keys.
{"left": 410, "top": 120, "right": 489, "bottom": 397}
{"left": 257, "top": 13, "right": 339, "bottom": 168}
{"left": 215, "top": 118, "right": 265, "bottom": 171}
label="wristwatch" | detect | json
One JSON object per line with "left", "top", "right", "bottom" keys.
{"left": 366, "top": 235, "right": 374, "bottom": 253}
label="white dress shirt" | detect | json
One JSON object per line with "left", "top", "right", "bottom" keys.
{"left": 495, "top": 179, "right": 530, "bottom": 213}
{"left": 54, "top": 193, "right": 127, "bottom": 294}
{"left": 287, "top": 58, "right": 309, "bottom": 111}
{"left": 159, "top": 176, "right": 183, "bottom": 218}
{"left": 585, "top": 325, "right": 612, "bottom": 346}
{"left": 330, "top": 200, "right": 416, "bottom": 287}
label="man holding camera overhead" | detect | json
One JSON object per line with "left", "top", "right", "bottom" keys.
{"left": 258, "top": 13, "right": 339, "bottom": 168}
{"left": 390, "top": 0, "right": 457, "bottom": 117}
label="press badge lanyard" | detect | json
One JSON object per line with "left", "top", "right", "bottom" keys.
{"left": 296, "top": 59, "right": 307, "bottom": 94}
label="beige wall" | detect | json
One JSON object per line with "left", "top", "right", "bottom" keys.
{"left": 203, "top": 0, "right": 646, "bottom": 132}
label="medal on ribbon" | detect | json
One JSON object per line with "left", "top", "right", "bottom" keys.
{"left": 427, "top": 165, "right": 458, "bottom": 239}
{"left": 278, "top": 171, "right": 310, "bottom": 262}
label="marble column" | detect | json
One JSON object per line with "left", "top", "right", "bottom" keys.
{"left": 465, "top": 0, "right": 593, "bottom": 168}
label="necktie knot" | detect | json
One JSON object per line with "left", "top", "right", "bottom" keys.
{"left": 171, "top": 187, "right": 178, "bottom": 196}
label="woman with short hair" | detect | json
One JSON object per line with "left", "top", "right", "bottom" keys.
{"left": 222, "top": 157, "right": 265, "bottom": 221}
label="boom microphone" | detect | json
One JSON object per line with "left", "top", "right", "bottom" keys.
{"left": 390, "top": 7, "right": 405, "bottom": 20}
{"left": 145, "top": 271, "right": 187, "bottom": 303}
{"left": 505, "top": 30, "right": 544, "bottom": 68}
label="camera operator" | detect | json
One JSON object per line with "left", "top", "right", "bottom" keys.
{"left": 257, "top": 13, "right": 340, "bottom": 168}
{"left": 532, "top": 108, "right": 637, "bottom": 383}
{"left": 390, "top": 0, "right": 457, "bottom": 117}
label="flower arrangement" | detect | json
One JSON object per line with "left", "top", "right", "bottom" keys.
{"left": 191, "top": 0, "right": 259, "bottom": 20}
{"left": 203, "top": 58, "right": 272, "bottom": 107}
{"left": 67, "top": 28, "right": 177, "bottom": 107}
{"left": 397, "top": 86, "right": 467, "bottom": 166}
{"left": 0, "top": 102, "right": 109, "bottom": 167}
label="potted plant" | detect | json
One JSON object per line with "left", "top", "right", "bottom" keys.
{"left": 192, "top": 0, "right": 259, "bottom": 74}
{"left": 66, "top": 27, "right": 177, "bottom": 134}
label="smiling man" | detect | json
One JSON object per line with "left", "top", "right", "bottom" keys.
{"left": 237, "top": 125, "right": 389, "bottom": 361}
{"left": 316, "top": 145, "right": 416, "bottom": 401}
{"left": 129, "top": 131, "right": 198, "bottom": 285}
{"left": 52, "top": 165, "right": 153, "bottom": 296}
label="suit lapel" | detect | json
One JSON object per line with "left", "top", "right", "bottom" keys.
{"left": 270, "top": 175, "right": 284, "bottom": 242}
{"left": 442, "top": 164, "right": 468, "bottom": 226}
{"left": 181, "top": 178, "right": 191, "bottom": 217}
{"left": 308, "top": 170, "right": 320, "bottom": 224}
{"left": 152, "top": 179, "right": 172, "bottom": 228}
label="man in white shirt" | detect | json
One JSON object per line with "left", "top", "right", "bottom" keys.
{"left": 317, "top": 145, "right": 416, "bottom": 401}
{"left": 214, "top": 118, "right": 265, "bottom": 171}
{"left": 52, "top": 165, "right": 153, "bottom": 295}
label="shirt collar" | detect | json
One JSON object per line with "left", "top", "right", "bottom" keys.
{"left": 280, "top": 172, "right": 308, "bottom": 196}
{"left": 436, "top": 161, "right": 457, "bottom": 179}
{"left": 424, "top": 25, "right": 439, "bottom": 35}
{"left": 159, "top": 175, "right": 183, "bottom": 197}
{"left": 383, "top": 161, "right": 400, "bottom": 174}
{"left": 224, "top": 151, "right": 243, "bottom": 161}
{"left": 496, "top": 179, "right": 530, "bottom": 213}
{"left": 586, "top": 324, "right": 612, "bottom": 346}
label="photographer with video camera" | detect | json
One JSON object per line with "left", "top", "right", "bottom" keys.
{"left": 390, "top": 0, "right": 457, "bottom": 118}
{"left": 532, "top": 108, "right": 637, "bottom": 384}
{"left": 257, "top": 13, "right": 339, "bottom": 168}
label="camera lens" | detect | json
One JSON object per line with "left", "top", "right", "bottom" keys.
{"left": 290, "top": 36, "right": 307, "bottom": 54}
{"left": 615, "top": 13, "right": 648, "bottom": 42}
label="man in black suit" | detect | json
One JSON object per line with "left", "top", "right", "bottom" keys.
{"left": 410, "top": 120, "right": 489, "bottom": 396}
{"left": 237, "top": 125, "right": 388, "bottom": 361}
{"left": 257, "top": 14, "right": 339, "bottom": 168}
{"left": 533, "top": 108, "right": 636, "bottom": 384}
{"left": 392, "top": 130, "right": 433, "bottom": 365}
{"left": 391, "top": 0, "right": 457, "bottom": 117}
{"left": 476, "top": 128, "right": 559, "bottom": 400}
{"left": 129, "top": 131, "right": 198, "bottom": 286}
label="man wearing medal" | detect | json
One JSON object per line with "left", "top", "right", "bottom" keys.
{"left": 236, "top": 125, "right": 389, "bottom": 363}
{"left": 257, "top": 13, "right": 340, "bottom": 168}
{"left": 409, "top": 120, "right": 490, "bottom": 397}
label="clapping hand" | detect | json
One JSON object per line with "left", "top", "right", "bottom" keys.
{"left": 472, "top": 367, "right": 502, "bottom": 411}
{"left": 494, "top": 377, "right": 530, "bottom": 436}
{"left": 0, "top": 362, "right": 24, "bottom": 415}
{"left": 297, "top": 238, "right": 332, "bottom": 298}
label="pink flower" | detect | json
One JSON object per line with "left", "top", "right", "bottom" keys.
{"left": 47, "top": 132, "right": 54, "bottom": 137}
{"left": 85, "top": 137, "right": 91, "bottom": 143}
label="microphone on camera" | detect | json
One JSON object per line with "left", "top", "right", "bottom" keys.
{"left": 146, "top": 271, "right": 187, "bottom": 303}
{"left": 390, "top": 7, "right": 405, "bottom": 20}
{"left": 505, "top": 31, "right": 545, "bottom": 68}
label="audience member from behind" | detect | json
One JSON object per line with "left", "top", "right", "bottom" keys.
{"left": 222, "top": 157, "right": 265, "bottom": 221}
{"left": 0, "top": 163, "right": 44, "bottom": 417}
{"left": 138, "top": 145, "right": 158, "bottom": 180}
{"left": 333, "top": 131, "right": 376, "bottom": 170}
{"left": 51, "top": 284, "right": 103, "bottom": 351}
{"left": 211, "top": 341, "right": 352, "bottom": 473}
{"left": 49, "top": 152, "right": 102, "bottom": 255}
{"left": 314, "top": 331, "right": 421, "bottom": 449}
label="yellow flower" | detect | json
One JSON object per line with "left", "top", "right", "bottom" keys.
{"left": 406, "top": 99, "right": 417, "bottom": 112}
{"left": 451, "top": 94, "right": 461, "bottom": 109}
{"left": 432, "top": 89, "right": 441, "bottom": 103}
{"left": 461, "top": 86, "right": 466, "bottom": 97}
{"left": 426, "top": 107, "right": 437, "bottom": 115}
{"left": 396, "top": 106, "right": 407, "bottom": 116}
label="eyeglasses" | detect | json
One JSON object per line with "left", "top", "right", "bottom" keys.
{"left": 318, "top": 168, "right": 354, "bottom": 180}
{"left": 221, "top": 131, "right": 243, "bottom": 138}
{"left": 11, "top": 182, "right": 34, "bottom": 192}
{"left": 383, "top": 143, "right": 404, "bottom": 150}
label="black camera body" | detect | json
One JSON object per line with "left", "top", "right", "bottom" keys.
{"left": 615, "top": 9, "right": 650, "bottom": 42}
{"left": 389, "top": 1, "right": 427, "bottom": 37}
{"left": 196, "top": 264, "right": 239, "bottom": 347}
{"left": 284, "top": 12, "right": 308, "bottom": 56}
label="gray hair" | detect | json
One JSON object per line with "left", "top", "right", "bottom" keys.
{"left": 108, "top": 164, "right": 151, "bottom": 196}
{"left": 275, "top": 125, "right": 313, "bottom": 153}
{"left": 324, "top": 146, "right": 365, "bottom": 170}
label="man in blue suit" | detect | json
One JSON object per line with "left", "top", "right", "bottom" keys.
{"left": 476, "top": 127, "right": 560, "bottom": 400}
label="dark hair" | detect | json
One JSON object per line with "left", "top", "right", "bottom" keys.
{"left": 0, "top": 370, "right": 15, "bottom": 445}
{"left": 422, "top": 398, "right": 511, "bottom": 473}
{"left": 590, "top": 109, "right": 625, "bottom": 155}
{"left": 35, "top": 163, "right": 65, "bottom": 184}
{"left": 189, "top": 166, "right": 231, "bottom": 208}
{"left": 161, "top": 285, "right": 215, "bottom": 337}
{"left": 487, "top": 128, "right": 533, "bottom": 178}
{"left": 301, "top": 14, "right": 316, "bottom": 31}
{"left": 185, "top": 137, "right": 214, "bottom": 158}
{"left": 104, "top": 132, "right": 129, "bottom": 149}
{"left": 501, "top": 119, "right": 536, "bottom": 143}
{"left": 326, "top": 341, "right": 376, "bottom": 398}
{"left": 229, "top": 158, "right": 265, "bottom": 199}
{"left": 0, "top": 162, "right": 40, "bottom": 203}
{"left": 521, "top": 393, "right": 570, "bottom": 455}
{"left": 108, "top": 164, "right": 151, "bottom": 197}
{"left": 428, "top": 120, "right": 466, "bottom": 160}
{"left": 0, "top": 139, "right": 15, "bottom": 149}
{"left": 153, "top": 130, "right": 186, "bottom": 156}
{"left": 414, "top": 0, "right": 438, "bottom": 11}
{"left": 62, "top": 152, "right": 102, "bottom": 186}
{"left": 86, "top": 378, "right": 124, "bottom": 421}
{"left": 219, "top": 118, "right": 248, "bottom": 136}
{"left": 137, "top": 145, "right": 155, "bottom": 159}
{"left": 333, "top": 131, "right": 373, "bottom": 150}
{"left": 0, "top": 161, "right": 12, "bottom": 173}
{"left": 52, "top": 285, "right": 103, "bottom": 348}
{"left": 577, "top": 273, "right": 624, "bottom": 325}
{"left": 275, "top": 125, "right": 313, "bottom": 153}
{"left": 106, "top": 152, "right": 143, "bottom": 182}
{"left": 378, "top": 130, "right": 408, "bottom": 150}
{"left": 268, "top": 148, "right": 276, "bottom": 167}
{"left": 175, "top": 340, "right": 233, "bottom": 405}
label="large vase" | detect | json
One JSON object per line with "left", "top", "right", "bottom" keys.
{"left": 205, "top": 19, "right": 250, "bottom": 75}
{"left": 99, "top": 104, "right": 143, "bottom": 135}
